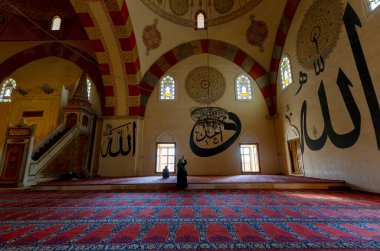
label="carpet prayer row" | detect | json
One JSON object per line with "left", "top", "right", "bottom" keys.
{"left": 0, "top": 189, "right": 379, "bottom": 250}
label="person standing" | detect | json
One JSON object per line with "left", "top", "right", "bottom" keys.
{"left": 176, "top": 155, "right": 188, "bottom": 189}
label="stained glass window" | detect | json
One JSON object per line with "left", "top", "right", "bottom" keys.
{"left": 87, "top": 78, "right": 92, "bottom": 100}
{"left": 0, "top": 78, "right": 16, "bottom": 102}
{"left": 235, "top": 74, "right": 253, "bottom": 100}
{"left": 280, "top": 55, "right": 293, "bottom": 90}
{"left": 51, "top": 15, "right": 62, "bottom": 31}
{"left": 367, "top": 0, "right": 380, "bottom": 12}
{"left": 160, "top": 75, "right": 175, "bottom": 100}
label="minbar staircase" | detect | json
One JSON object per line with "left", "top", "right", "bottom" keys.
{"left": 32, "top": 128, "right": 69, "bottom": 161}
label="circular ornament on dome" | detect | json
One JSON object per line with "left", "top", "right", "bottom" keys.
{"left": 169, "top": 0, "right": 189, "bottom": 16}
{"left": 214, "top": 0, "right": 234, "bottom": 14}
{"left": 185, "top": 66, "right": 226, "bottom": 104}
{"left": 296, "top": 0, "right": 344, "bottom": 70}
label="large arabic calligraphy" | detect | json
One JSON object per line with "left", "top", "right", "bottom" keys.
{"left": 189, "top": 111, "right": 241, "bottom": 157}
{"left": 300, "top": 3, "right": 380, "bottom": 153}
{"left": 101, "top": 121, "right": 136, "bottom": 158}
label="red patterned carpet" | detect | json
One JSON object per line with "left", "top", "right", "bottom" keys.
{"left": 38, "top": 175, "right": 343, "bottom": 186}
{"left": 0, "top": 189, "right": 379, "bottom": 250}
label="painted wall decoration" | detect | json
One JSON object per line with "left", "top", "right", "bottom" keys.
{"left": 246, "top": 15, "right": 268, "bottom": 52}
{"left": 101, "top": 120, "right": 136, "bottom": 158}
{"left": 141, "top": 0, "right": 263, "bottom": 27}
{"left": 299, "top": 3, "right": 380, "bottom": 153}
{"left": 296, "top": 0, "right": 343, "bottom": 74}
{"left": 142, "top": 19, "right": 162, "bottom": 56}
{"left": 185, "top": 66, "right": 226, "bottom": 104}
{"left": 190, "top": 109, "right": 241, "bottom": 157}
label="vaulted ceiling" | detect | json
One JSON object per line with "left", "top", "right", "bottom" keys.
{"left": 0, "top": 0, "right": 300, "bottom": 116}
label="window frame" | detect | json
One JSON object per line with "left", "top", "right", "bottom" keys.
{"left": 195, "top": 10, "right": 207, "bottom": 30}
{"left": 0, "top": 78, "right": 16, "bottom": 103}
{"left": 279, "top": 54, "right": 293, "bottom": 90}
{"left": 235, "top": 73, "right": 253, "bottom": 101}
{"left": 51, "top": 15, "right": 62, "bottom": 31}
{"left": 159, "top": 75, "right": 176, "bottom": 101}
{"left": 364, "top": 0, "right": 380, "bottom": 16}
{"left": 239, "top": 143, "right": 261, "bottom": 174}
{"left": 155, "top": 142, "right": 176, "bottom": 174}
{"left": 86, "top": 78, "right": 92, "bottom": 100}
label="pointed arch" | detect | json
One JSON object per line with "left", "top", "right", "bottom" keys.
{"left": 269, "top": 0, "right": 300, "bottom": 115}
{"left": 0, "top": 42, "right": 106, "bottom": 114}
{"left": 133, "top": 39, "right": 269, "bottom": 117}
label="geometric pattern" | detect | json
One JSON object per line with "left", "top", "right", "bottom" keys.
{"left": 185, "top": 66, "right": 226, "bottom": 104}
{"left": 0, "top": 189, "right": 379, "bottom": 250}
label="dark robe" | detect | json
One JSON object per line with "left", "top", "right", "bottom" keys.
{"left": 162, "top": 167, "right": 169, "bottom": 178}
{"left": 176, "top": 159, "right": 188, "bottom": 189}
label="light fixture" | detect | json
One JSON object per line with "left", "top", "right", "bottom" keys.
{"left": 190, "top": 5, "right": 228, "bottom": 142}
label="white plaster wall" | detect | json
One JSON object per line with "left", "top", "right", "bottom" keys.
{"left": 141, "top": 54, "right": 279, "bottom": 176}
{"left": 126, "top": 0, "right": 286, "bottom": 74}
{"left": 277, "top": 0, "right": 380, "bottom": 192}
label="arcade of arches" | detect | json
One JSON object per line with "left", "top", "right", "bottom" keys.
{"left": 0, "top": 0, "right": 380, "bottom": 193}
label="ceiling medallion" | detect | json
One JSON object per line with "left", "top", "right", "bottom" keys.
{"left": 185, "top": 66, "right": 226, "bottom": 104}
{"left": 296, "top": 0, "right": 344, "bottom": 70}
{"left": 141, "top": 0, "right": 263, "bottom": 27}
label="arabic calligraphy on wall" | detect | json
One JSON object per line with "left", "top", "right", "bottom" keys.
{"left": 299, "top": 3, "right": 380, "bottom": 153}
{"left": 100, "top": 120, "right": 137, "bottom": 158}
{"left": 189, "top": 109, "right": 241, "bottom": 157}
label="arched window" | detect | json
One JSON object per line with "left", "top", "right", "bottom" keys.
{"left": 160, "top": 75, "right": 175, "bottom": 100}
{"left": 280, "top": 55, "right": 293, "bottom": 90}
{"left": 366, "top": 0, "right": 380, "bottom": 13}
{"left": 235, "top": 73, "right": 253, "bottom": 100}
{"left": 51, "top": 15, "right": 62, "bottom": 31}
{"left": 86, "top": 78, "right": 92, "bottom": 100}
{"left": 195, "top": 11, "right": 206, "bottom": 30}
{"left": 0, "top": 78, "right": 16, "bottom": 102}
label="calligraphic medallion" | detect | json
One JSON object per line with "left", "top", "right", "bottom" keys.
{"left": 296, "top": 0, "right": 344, "bottom": 70}
{"left": 185, "top": 66, "right": 226, "bottom": 104}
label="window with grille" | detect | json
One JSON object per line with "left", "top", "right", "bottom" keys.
{"left": 195, "top": 11, "right": 206, "bottom": 30}
{"left": 0, "top": 78, "right": 16, "bottom": 102}
{"left": 156, "top": 143, "right": 176, "bottom": 173}
{"left": 366, "top": 0, "right": 380, "bottom": 12}
{"left": 280, "top": 55, "right": 293, "bottom": 90}
{"left": 51, "top": 15, "right": 62, "bottom": 31}
{"left": 240, "top": 144, "right": 260, "bottom": 173}
{"left": 87, "top": 78, "right": 92, "bottom": 100}
{"left": 159, "top": 75, "right": 175, "bottom": 100}
{"left": 235, "top": 74, "right": 253, "bottom": 100}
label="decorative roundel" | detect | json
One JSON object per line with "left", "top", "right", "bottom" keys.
{"left": 214, "top": 0, "right": 234, "bottom": 14}
{"left": 296, "top": 0, "right": 344, "bottom": 70}
{"left": 169, "top": 0, "right": 189, "bottom": 16}
{"left": 185, "top": 66, "right": 226, "bottom": 104}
